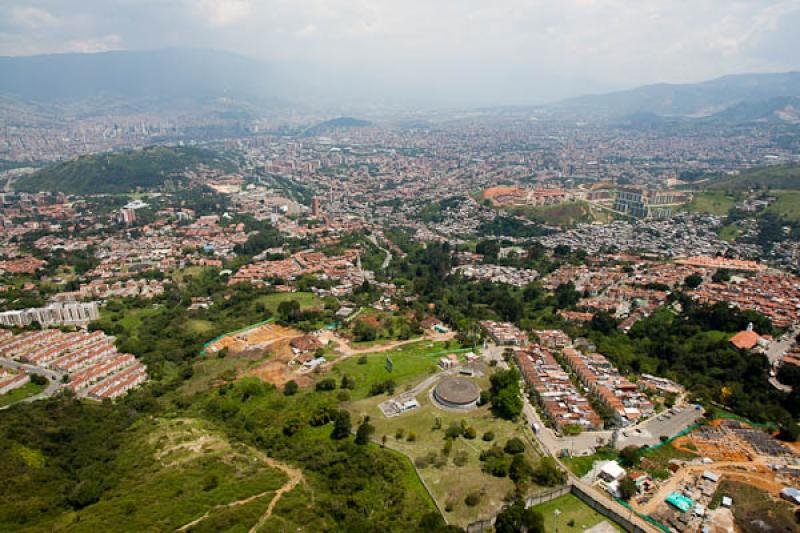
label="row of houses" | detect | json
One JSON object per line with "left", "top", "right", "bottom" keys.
{"left": 0, "top": 329, "right": 146, "bottom": 400}
{"left": 514, "top": 344, "right": 603, "bottom": 432}
{"left": 0, "top": 369, "right": 30, "bottom": 394}
{"left": 561, "top": 347, "right": 655, "bottom": 426}
{"left": 480, "top": 320, "right": 528, "bottom": 346}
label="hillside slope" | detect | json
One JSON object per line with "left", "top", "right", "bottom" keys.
{"left": 706, "top": 164, "right": 800, "bottom": 191}
{"left": 16, "top": 146, "right": 232, "bottom": 194}
{"left": 552, "top": 71, "right": 800, "bottom": 120}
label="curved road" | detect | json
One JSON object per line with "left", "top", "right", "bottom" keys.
{"left": 0, "top": 358, "right": 63, "bottom": 409}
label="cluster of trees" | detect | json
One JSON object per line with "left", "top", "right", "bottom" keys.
{"left": 585, "top": 299, "right": 798, "bottom": 435}
{"left": 0, "top": 397, "right": 143, "bottom": 529}
{"left": 488, "top": 369, "right": 524, "bottom": 420}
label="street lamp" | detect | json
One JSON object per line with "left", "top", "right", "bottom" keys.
{"left": 553, "top": 508, "right": 561, "bottom": 533}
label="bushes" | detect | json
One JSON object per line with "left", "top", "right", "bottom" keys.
{"left": 482, "top": 431, "right": 495, "bottom": 442}
{"left": 504, "top": 437, "right": 525, "bottom": 454}
{"left": 315, "top": 378, "right": 337, "bottom": 391}
{"left": 369, "top": 379, "right": 396, "bottom": 396}
{"left": 464, "top": 492, "right": 481, "bottom": 507}
{"left": 283, "top": 380, "right": 299, "bottom": 396}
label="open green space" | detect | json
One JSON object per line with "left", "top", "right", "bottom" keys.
{"left": 533, "top": 493, "right": 624, "bottom": 533}
{"left": 0, "top": 380, "right": 46, "bottom": 408}
{"left": 684, "top": 191, "right": 737, "bottom": 216}
{"left": 710, "top": 480, "right": 798, "bottom": 532}
{"left": 764, "top": 190, "right": 800, "bottom": 222}
{"left": 253, "top": 291, "right": 322, "bottom": 313}
{"left": 563, "top": 447, "right": 620, "bottom": 477}
{"left": 340, "top": 349, "right": 549, "bottom": 528}
{"left": 331, "top": 340, "right": 456, "bottom": 400}
{"left": 508, "top": 201, "right": 600, "bottom": 226}
{"left": 50, "top": 417, "right": 287, "bottom": 532}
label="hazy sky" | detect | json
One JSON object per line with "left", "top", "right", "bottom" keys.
{"left": 1, "top": 0, "right": 799, "bottom": 105}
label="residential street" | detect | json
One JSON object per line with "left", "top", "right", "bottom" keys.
{"left": 0, "top": 358, "right": 63, "bottom": 409}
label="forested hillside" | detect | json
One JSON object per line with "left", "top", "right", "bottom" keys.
{"left": 16, "top": 146, "right": 232, "bottom": 194}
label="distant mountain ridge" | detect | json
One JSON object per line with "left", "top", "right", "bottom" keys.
{"left": 551, "top": 71, "right": 800, "bottom": 122}
{"left": 0, "top": 49, "right": 279, "bottom": 106}
{"left": 302, "top": 117, "right": 372, "bottom": 137}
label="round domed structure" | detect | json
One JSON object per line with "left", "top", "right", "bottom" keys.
{"left": 433, "top": 377, "right": 481, "bottom": 409}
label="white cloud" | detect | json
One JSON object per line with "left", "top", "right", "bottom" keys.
{"left": 67, "top": 34, "right": 122, "bottom": 53}
{"left": 10, "top": 6, "right": 59, "bottom": 30}
{"left": 196, "top": 0, "right": 251, "bottom": 28}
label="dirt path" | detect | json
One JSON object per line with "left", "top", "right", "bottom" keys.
{"left": 248, "top": 450, "right": 304, "bottom": 533}
{"left": 174, "top": 451, "right": 304, "bottom": 533}
{"left": 319, "top": 330, "right": 456, "bottom": 358}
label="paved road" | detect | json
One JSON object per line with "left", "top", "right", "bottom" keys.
{"left": 367, "top": 234, "right": 393, "bottom": 270}
{"left": 0, "top": 358, "right": 63, "bottom": 409}
{"left": 521, "top": 389, "right": 703, "bottom": 455}
{"left": 766, "top": 326, "right": 798, "bottom": 392}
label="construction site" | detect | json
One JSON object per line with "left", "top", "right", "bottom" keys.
{"left": 634, "top": 419, "right": 800, "bottom": 532}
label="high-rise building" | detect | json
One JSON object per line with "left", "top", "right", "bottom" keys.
{"left": 311, "top": 197, "right": 321, "bottom": 217}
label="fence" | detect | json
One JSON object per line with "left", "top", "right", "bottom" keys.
{"left": 466, "top": 483, "right": 667, "bottom": 533}
{"left": 198, "top": 318, "right": 275, "bottom": 355}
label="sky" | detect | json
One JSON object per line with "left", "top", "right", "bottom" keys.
{"left": 1, "top": 0, "right": 799, "bottom": 106}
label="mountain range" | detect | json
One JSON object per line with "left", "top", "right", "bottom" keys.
{"left": 0, "top": 49, "right": 799, "bottom": 123}
{"left": 550, "top": 71, "right": 800, "bottom": 123}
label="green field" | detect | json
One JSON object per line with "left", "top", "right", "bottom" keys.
{"left": 534, "top": 493, "right": 624, "bottom": 532}
{"left": 764, "top": 190, "right": 800, "bottom": 222}
{"left": 253, "top": 292, "right": 322, "bottom": 313}
{"left": 685, "top": 191, "right": 736, "bottom": 216}
{"left": 0, "top": 380, "right": 45, "bottom": 408}
{"left": 509, "top": 201, "right": 600, "bottom": 226}
{"left": 331, "top": 340, "right": 455, "bottom": 400}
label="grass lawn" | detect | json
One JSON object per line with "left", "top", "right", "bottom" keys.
{"left": 330, "top": 340, "right": 457, "bottom": 400}
{"left": 186, "top": 319, "right": 216, "bottom": 336}
{"left": 534, "top": 493, "right": 624, "bottom": 532}
{"left": 710, "top": 480, "right": 797, "bottom": 532}
{"left": 346, "top": 363, "right": 544, "bottom": 528}
{"left": 51, "top": 418, "right": 288, "bottom": 533}
{"left": 0, "top": 380, "right": 46, "bottom": 408}
{"left": 685, "top": 191, "right": 736, "bottom": 216}
{"left": 563, "top": 448, "right": 619, "bottom": 477}
{"left": 253, "top": 292, "right": 321, "bottom": 313}
{"left": 765, "top": 190, "right": 800, "bottom": 222}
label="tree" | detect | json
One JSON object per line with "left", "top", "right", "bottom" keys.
{"left": 684, "top": 273, "right": 703, "bottom": 289}
{"left": 330, "top": 409, "right": 351, "bottom": 440}
{"left": 490, "top": 368, "right": 523, "bottom": 420}
{"left": 283, "top": 380, "right": 298, "bottom": 396}
{"left": 277, "top": 299, "right": 301, "bottom": 322}
{"left": 590, "top": 311, "right": 617, "bottom": 335}
{"left": 315, "top": 378, "right": 337, "bottom": 391}
{"left": 340, "top": 374, "right": 356, "bottom": 390}
{"left": 531, "top": 457, "right": 566, "bottom": 487}
{"left": 619, "top": 476, "right": 638, "bottom": 500}
{"left": 712, "top": 269, "right": 731, "bottom": 283}
{"left": 494, "top": 501, "right": 545, "bottom": 533}
{"left": 554, "top": 282, "right": 580, "bottom": 308}
{"left": 619, "top": 445, "right": 641, "bottom": 467}
{"left": 355, "top": 418, "right": 375, "bottom": 445}
{"left": 504, "top": 437, "right": 526, "bottom": 455}
{"left": 509, "top": 454, "right": 534, "bottom": 484}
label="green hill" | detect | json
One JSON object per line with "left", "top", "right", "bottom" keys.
{"left": 16, "top": 146, "right": 233, "bottom": 194}
{"left": 706, "top": 164, "right": 800, "bottom": 191}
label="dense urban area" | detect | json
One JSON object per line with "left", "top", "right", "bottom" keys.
{"left": 2, "top": 62, "right": 800, "bottom": 533}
